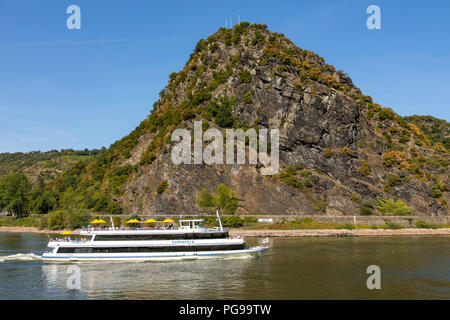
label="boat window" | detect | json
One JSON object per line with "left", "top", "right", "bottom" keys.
{"left": 93, "top": 232, "right": 228, "bottom": 241}
{"left": 56, "top": 244, "right": 244, "bottom": 254}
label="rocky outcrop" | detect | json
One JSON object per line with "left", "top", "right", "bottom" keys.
{"left": 111, "top": 23, "right": 448, "bottom": 216}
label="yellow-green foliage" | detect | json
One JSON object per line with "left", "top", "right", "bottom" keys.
{"left": 242, "top": 90, "right": 254, "bottom": 104}
{"left": 156, "top": 180, "right": 168, "bottom": 194}
{"left": 340, "top": 146, "right": 353, "bottom": 156}
{"left": 324, "top": 148, "right": 333, "bottom": 158}
{"left": 196, "top": 184, "right": 239, "bottom": 214}
{"left": 375, "top": 199, "right": 413, "bottom": 216}
{"left": 358, "top": 161, "right": 371, "bottom": 176}
{"left": 382, "top": 151, "right": 408, "bottom": 168}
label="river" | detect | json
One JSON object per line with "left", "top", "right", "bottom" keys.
{"left": 0, "top": 232, "right": 448, "bottom": 299}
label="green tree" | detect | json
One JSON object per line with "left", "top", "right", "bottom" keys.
{"left": 46, "top": 210, "right": 65, "bottom": 230}
{"left": 216, "top": 184, "right": 239, "bottom": 214}
{"left": 33, "top": 192, "right": 58, "bottom": 214}
{"left": 196, "top": 188, "right": 215, "bottom": 211}
{"left": 375, "top": 199, "right": 413, "bottom": 216}
{"left": 0, "top": 173, "right": 32, "bottom": 218}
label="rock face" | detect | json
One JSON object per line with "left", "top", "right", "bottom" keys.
{"left": 111, "top": 23, "right": 448, "bottom": 216}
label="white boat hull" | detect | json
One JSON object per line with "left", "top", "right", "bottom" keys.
{"left": 42, "top": 246, "right": 268, "bottom": 262}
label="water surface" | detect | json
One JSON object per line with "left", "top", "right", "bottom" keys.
{"left": 0, "top": 232, "right": 448, "bottom": 299}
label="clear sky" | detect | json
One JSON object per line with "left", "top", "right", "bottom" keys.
{"left": 0, "top": 0, "right": 449, "bottom": 153}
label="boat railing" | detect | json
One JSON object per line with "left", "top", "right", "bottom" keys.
{"left": 82, "top": 226, "right": 176, "bottom": 232}
{"left": 49, "top": 237, "right": 91, "bottom": 243}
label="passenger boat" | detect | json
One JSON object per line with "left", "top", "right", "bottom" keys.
{"left": 41, "top": 213, "right": 269, "bottom": 262}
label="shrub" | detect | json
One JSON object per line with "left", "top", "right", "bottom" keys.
{"left": 399, "top": 133, "right": 410, "bottom": 143}
{"left": 382, "top": 151, "right": 408, "bottom": 168}
{"left": 431, "top": 185, "right": 442, "bottom": 198}
{"left": 196, "top": 188, "right": 215, "bottom": 211}
{"left": 66, "top": 209, "right": 91, "bottom": 229}
{"left": 221, "top": 216, "right": 243, "bottom": 228}
{"left": 304, "top": 179, "right": 313, "bottom": 188}
{"left": 46, "top": 210, "right": 65, "bottom": 230}
{"left": 383, "top": 221, "right": 403, "bottom": 229}
{"left": 112, "top": 216, "right": 122, "bottom": 228}
{"left": 281, "top": 175, "right": 303, "bottom": 190}
{"left": 294, "top": 80, "right": 303, "bottom": 90}
{"left": 300, "top": 170, "right": 311, "bottom": 177}
{"left": 342, "top": 223, "right": 355, "bottom": 230}
{"left": 212, "top": 96, "right": 236, "bottom": 128}
{"left": 384, "top": 175, "right": 404, "bottom": 192}
{"left": 378, "top": 108, "right": 395, "bottom": 120}
{"left": 300, "top": 217, "right": 314, "bottom": 224}
{"left": 216, "top": 184, "right": 239, "bottom": 214}
{"left": 140, "top": 152, "right": 156, "bottom": 166}
{"left": 416, "top": 220, "right": 437, "bottom": 229}
{"left": 358, "top": 161, "right": 371, "bottom": 176}
{"left": 309, "top": 68, "right": 321, "bottom": 80}
{"left": 156, "top": 180, "right": 168, "bottom": 194}
{"left": 360, "top": 206, "right": 373, "bottom": 216}
{"left": 239, "top": 70, "right": 252, "bottom": 83}
{"left": 340, "top": 146, "right": 353, "bottom": 156}
{"left": 251, "top": 32, "right": 265, "bottom": 45}
{"left": 107, "top": 201, "right": 122, "bottom": 214}
{"left": 242, "top": 90, "right": 254, "bottom": 104}
{"left": 375, "top": 199, "right": 413, "bottom": 216}
{"left": 196, "top": 184, "right": 239, "bottom": 214}
{"left": 324, "top": 148, "right": 333, "bottom": 158}
{"left": 276, "top": 65, "right": 288, "bottom": 73}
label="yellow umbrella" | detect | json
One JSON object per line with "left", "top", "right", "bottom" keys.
{"left": 144, "top": 219, "right": 157, "bottom": 223}
{"left": 90, "top": 219, "right": 106, "bottom": 224}
{"left": 61, "top": 231, "right": 72, "bottom": 235}
{"left": 126, "top": 219, "right": 141, "bottom": 224}
{"left": 162, "top": 219, "right": 175, "bottom": 223}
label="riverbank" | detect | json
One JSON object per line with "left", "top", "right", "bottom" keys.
{"left": 1, "top": 226, "right": 450, "bottom": 237}
{"left": 228, "top": 228, "right": 450, "bottom": 237}
{"left": 0, "top": 227, "right": 81, "bottom": 235}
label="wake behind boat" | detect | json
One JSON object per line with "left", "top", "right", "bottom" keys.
{"left": 42, "top": 213, "right": 269, "bottom": 262}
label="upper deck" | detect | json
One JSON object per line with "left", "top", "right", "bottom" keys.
{"left": 75, "top": 218, "right": 231, "bottom": 241}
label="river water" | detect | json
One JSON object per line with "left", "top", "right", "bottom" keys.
{"left": 0, "top": 232, "right": 448, "bottom": 299}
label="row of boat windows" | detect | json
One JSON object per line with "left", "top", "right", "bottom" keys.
{"left": 93, "top": 232, "right": 229, "bottom": 241}
{"left": 56, "top": 244, "right": 245, "bottom": 253}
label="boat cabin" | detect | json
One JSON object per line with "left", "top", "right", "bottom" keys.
{"left": 179, "top": 219, "right": 204, "bottom": 230}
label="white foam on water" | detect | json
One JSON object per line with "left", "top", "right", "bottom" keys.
{"left": 221, "top": 254, "right": 253, "bottom": 260}
{"left": 0, "top": 253, "right": 42, "bottom": 262}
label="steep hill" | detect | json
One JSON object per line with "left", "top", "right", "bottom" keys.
{"left": 42, "top": 22, "right": 449, "bottom": 216}
{"left": 0, "top": 149, "right": 103, "bottom": 185}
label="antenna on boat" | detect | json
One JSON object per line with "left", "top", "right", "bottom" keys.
{"left": 216, "top": 210, "right": 223, "bottom": 231}
{"left": 110, "top": 215, "right": 114, "bottom": 229}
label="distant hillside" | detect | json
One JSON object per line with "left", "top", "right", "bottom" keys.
{"left": 0, "top": 149, "right": 104, "bottom": 185}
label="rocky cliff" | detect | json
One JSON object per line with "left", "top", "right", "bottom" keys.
{"left": 48, "top": 23, "right": 450, "bottom": 217}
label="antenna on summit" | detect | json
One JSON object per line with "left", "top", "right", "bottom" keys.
{"left": 238, "top": 15, "right": 240, "bottom": 24}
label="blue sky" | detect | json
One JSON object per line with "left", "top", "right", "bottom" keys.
{"left": 0, "top": 0, "right": 449, "bottom": 153}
